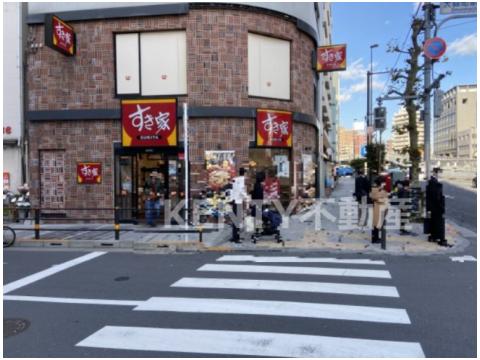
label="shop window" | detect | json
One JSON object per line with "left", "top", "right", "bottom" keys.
{"left": 115, "top": 33, "right": 140, "bottom": 95}
{"left": 115, "top": 31, "right": 187, "bottom": 96}
{"left": 248, "top": 148, "right": 292, "bottom": 202}
{"left": 141, "top": 31, "right": 187, "bottom": 96}
{"left": 248, "top": 33, "right": 290, "bottom": 100}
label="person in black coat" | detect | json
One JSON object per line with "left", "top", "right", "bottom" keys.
{"left": 250, "top": 171, "right": 265, "bottom": 218}
{"left": 426, "top": 168, "right": 448, "bottom": 246}
{"left": 354, "top": 169, "right": 371, "bottom": 227}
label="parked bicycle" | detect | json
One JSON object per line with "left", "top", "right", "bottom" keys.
{"left": 3, "top": 226, "right": 16, "bottom": 247}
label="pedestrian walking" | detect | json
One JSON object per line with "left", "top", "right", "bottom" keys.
{"left": 354, "top": 169, "right": 371, "bottom": 227}
{"left": 370, "top": 176, "right": 388, "bottom": 244}
{"left": 229, "top": 167, "right": 248, "bottom": 243}
{"left": 425, "top": 167, "right": 448, "bottom": 246}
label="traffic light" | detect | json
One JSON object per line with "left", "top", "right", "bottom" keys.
{"left": 374, "top": 106, "right": 386, "bottom": 131}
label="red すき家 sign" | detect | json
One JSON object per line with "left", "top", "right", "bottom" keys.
{"left": 77, "top": 163, "right": 102, "bottom": 184}
{"left": 256, "top": 109, "right": 292, "bottom": 148}
{"left": 45, "top": 15, "right": 76, "bottom": 56}
{"left": 317, "top": 44, "right": 347, "bottom": 72}
{"left": 122, "top": 99, "right": 177, "bottom": 147}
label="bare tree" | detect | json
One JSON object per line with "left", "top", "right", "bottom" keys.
{"left": 389, "top": 18, "right": 424, "bottom": 182}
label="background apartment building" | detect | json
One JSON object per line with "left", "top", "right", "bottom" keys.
{"left": 3, "top": 2, "right": 26, "bottom": 192}
{"left": 338, "top": 126, "right": 366, "bottom": 163}
{"left": 390, "top": 107, "right": 424, "bottom": 164}
{"left": 434, "top": 84, "right": 477, "bottom": 160}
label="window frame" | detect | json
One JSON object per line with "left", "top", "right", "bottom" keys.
{"left": 247, "top": 31, "right": 292, "bottom": 102}
{"left": 113, "top": 29, "right": 188, "bottom": 99}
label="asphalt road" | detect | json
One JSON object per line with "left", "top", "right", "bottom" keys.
{"left": 3, "top": 249, "right": 476, "bottom": 357}
{"left": 441, "top": 181, "right": 477, "bottom": 232}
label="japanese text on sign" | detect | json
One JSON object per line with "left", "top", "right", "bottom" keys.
{"left": 77, "top": 163, "right": 102, "bottom": 184}
{"left": 45, "top": 15, "right": 76, "bottom": 56}
{"left": 317, "top": 44, "right": 347, "bottom": 72}
{"left": 256, "top": 109, "right": 292, "bottom": 148}
{"left": 122, "top": 99, "right": 177, "bottom": 147}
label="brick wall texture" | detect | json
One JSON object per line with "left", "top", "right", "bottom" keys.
{"left": 27, "top": 8, "right": 318, "bottom": 209}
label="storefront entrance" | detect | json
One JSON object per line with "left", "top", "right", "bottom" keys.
{"left": 248, "top": 148, "right": 292, "bottom": 203}
{"left": 114, "top": 143, "right": 184, "bottom": 223}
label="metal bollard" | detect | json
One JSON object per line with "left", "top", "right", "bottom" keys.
{"left": 35, "top": 208, "right": 40, "bottom": 240}
{"left": 114, "top": 207, "right": 120, "bottom": 240}
{"left": 198, "top": 226, "right": 203, "bottom": 243}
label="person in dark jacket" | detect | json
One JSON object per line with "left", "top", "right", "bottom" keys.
{"left": 250, "top": 171, "right": 265, "bottom": 218}
{"left": 426, "top": 168, "right": 448, "bottom": 246}
{"left": 354, "top": 169, "right": 371, "bottom": 227}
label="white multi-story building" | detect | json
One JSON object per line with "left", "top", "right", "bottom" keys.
{"left": 434, "top": 84, "right": 477, "bottom": 159}
{"left": 391, "top": 107, "right": 424, "bottom": 164}
{"left": 3, "top": 2, "right": 26, "bottom": 192}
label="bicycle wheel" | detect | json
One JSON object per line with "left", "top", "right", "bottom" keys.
{"left": 3, "top": 226, "right": 16, "bottom": 247}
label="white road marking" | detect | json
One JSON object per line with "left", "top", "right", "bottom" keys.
{"left": 3, "top": 251, "right": 106, "bottom": 294}
{"left": 217, "top": 255, "right": 386, "bottom": 265}
{"left": 76, "top": 326, "right": 425, "bottom": 357}
{"left": 135, "top": 297, "right": 410, "bottom": 324}
{"left": 444, "top": 194, "right": 455, "bottom": 199}
{"left": 450, "top": 255, "right": 477, "bottom": 263}
{"left": 171, "top": 277, "right": 399, "bottom": 297}
{"left": 198, "top": 264, "right": 391, "bottom": 279}
{"left": 3, "top": 295, "right": 141, "bottom": 307}
{"left": 62, "top": 224, "right": 111, "bottom": 240}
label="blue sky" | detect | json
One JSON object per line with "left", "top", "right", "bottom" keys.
{"left": 331, "top": 2, "right": 477, "bottom": 139}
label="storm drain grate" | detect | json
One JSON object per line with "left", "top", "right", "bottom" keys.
{"left": 4, "top": 319, "right": 30, "bottom": 338}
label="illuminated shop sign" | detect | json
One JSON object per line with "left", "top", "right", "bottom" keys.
{"left": 317, "top": 44, "right": 347, "bottom": 72}
{"left": 77, "top": 162, "right": 102, "bottom": 184}
{"left": 121, "top": 99, "right": 177, "bottom": 147}
{"left": 256, "top": 109, "right": 292, "bottom": 148}
{"left": 45, "top": 15, "right": 76, "bottom": 56}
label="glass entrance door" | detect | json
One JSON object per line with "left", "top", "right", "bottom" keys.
{"left": 114, "top": 143, "right": 185, "bottom": 223}
{"left": 115, "top": 154, "right": 139, "bottom": 222}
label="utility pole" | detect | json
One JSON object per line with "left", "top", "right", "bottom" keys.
{"left": 423, "top": 3, "right": 434, "bottom": 181}
{"left": 183, "top": 103, "right": 189, "bottom": 227}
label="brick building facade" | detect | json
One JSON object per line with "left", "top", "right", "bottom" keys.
{"left": 26, "top": 3, "right": 330, "bottom": 221}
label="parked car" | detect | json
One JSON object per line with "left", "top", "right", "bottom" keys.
{"left": 336, "top": 166, "right": 354, "bottom": 177}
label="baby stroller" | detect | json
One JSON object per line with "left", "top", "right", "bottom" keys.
{"left": 251, "top": 206, "right": 284, "bottom": 246}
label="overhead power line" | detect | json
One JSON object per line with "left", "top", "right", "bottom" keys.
{"left": 380, "top": 2, "right": 423, "bottom": 97}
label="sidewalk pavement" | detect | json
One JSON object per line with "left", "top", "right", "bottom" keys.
{"left": 7, "top": 177, "right": 474, "bottom": 255}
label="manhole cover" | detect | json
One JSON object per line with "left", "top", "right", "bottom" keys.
{"left": 4, "top": 319, "right": 30, "bottom": 338}
{"left": 114, "top": 276, "right": 130, "bottom": 282}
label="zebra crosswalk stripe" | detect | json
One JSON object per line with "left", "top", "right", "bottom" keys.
{"left": 198, "top": 263, "right": 392, "bottom": 278}
{"left": 171, "top": 277, "right": 400, "bottom": 297}
{"left": 134, "top": 296, "right": 410, "bottom": 324}
{"left": 216, "top": 255, "right": 386, "bottom": 265}
{"left": 76, "top": 326, "right": 425, "bottom": 357}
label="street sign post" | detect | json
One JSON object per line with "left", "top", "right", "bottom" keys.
{"left": 423, "top": 37, "right": 447, "bottom": 60}
{"left": 360, "top": 145, "right": 367, "bottom": 158}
